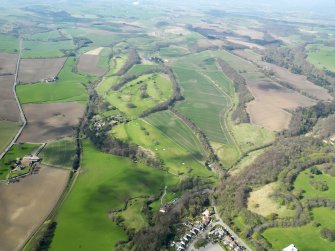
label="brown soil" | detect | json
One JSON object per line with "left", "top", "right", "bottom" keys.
{"left": 77, "top": 53, "right": 106, "bottom": 76}
{"left": 18, "top": 58, "right": 66, "bottom": 83}
{"left": 18, "top": 102, "right": 85, "bottom": 143}
{"left": 234, "top": 49, "right": 333, "bottom": 101}
{"left": 246, "top": 80, "right": 315, "bottom": 131}
{"left": 0, "top": 53, "right": 17, "bottom": 75}
{"left": 0, "top": 166, "right": 69, "bottom": 251}
{"left": 0, "top": 75, "right": 20, "bottom": 122}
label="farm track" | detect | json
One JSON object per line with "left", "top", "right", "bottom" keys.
{"left": 0, "top": 39, "right": 27, "bottom": 161}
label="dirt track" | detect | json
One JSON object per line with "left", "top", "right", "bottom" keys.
{"left": 18, "top": 102, "right": 85, "bottom": 143}
{"left": 18, "top": 57, "right": 66, "bottom": 83}
{"left": 0, "top": 166, "right": 69, "bottom": 251}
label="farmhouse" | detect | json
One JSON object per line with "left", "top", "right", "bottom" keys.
{"left": 282, "top": 244, "right": 298, "bottom": 251}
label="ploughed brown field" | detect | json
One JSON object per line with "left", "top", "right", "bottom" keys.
{"left": 17, "top": 102, "right": 85, "bottom": 143}
{"left": 0, "top": 53, "right": 17, "bottom": 75}
{"left": 234, "top": 49, "right": 333, "bottom": 101}
{"left": 0, "top": 166, "right": 69, "bottom": 251}
{"left": 77, "top": 47, "right": 107, "bottom": 76}
{"left": 246, "top": 81, "right": 315, "bottom": 131}
{"left": 0, "top": 75, "right": 20, "bottom": 122}
{"left": 18, "top": 57, "right": 66, "bottom": 83}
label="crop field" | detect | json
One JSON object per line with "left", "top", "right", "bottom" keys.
{"left": 50, "top": 141, "right": 178, "bottom": 251}
{"left": 18, "top": 57, "right": 67, "bottom": 83}
{"left": 0, "top": 143, "right": 40, "bottom": 180}
{"left": 77, "top": 47, "right": 108, "bottom": 76}
{"left": 0, "top": 53, "right": 17, "bottom": 74}
{"left": 39, "top": 138, "right": 76, "bottom": 168}
{"left": 111, "top": 119, "right": 214, "bottom": 178}
{"left": 17, "top": 57, "right": 96, "bottom": 104}
{"left": 0, "top": 121, "right": 20, "bottom": 153}
{"left": 22, "top": 40, "right": 75, "bottom": 58}
{"left": 105, "top": 74, "right": 172, "bottom": 118}
{"left": 144, "top": 111, "right": 207, "bottom": 161}
{"left": 306, "top": 44, "right": 335, "bottom": 72}
{"left": 263, "top": 207, "right": 335, "bottom": 251}
{"left": 235, "top": 49, "right": 333, "bottom": 101}
{"left": 0, "top": 34, "right": 19, "bottom": 53}
{"left": 18, "top": 102, "right": 85, "bottom": 143}
{"left": 173, "top": 56, "right": 232, "bottom": 144}
{"left": 294, "top": 167, "right": 335, "bottom": 201}
{"left": 0, "top": 75, "right": 20, "bottom": 122}
{"left": 0, "top": 166, "right": 69, "bottom": 251}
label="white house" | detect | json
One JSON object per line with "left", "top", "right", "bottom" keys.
{"left": 282, "top": 244, "right": 298, "bottom": 251}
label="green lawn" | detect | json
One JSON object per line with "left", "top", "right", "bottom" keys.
{"left": 0, "top": 121, "right": 20, "bottom": 153}
{"left": 294, "top": 167, "right": 335, "bottom": 201}
{"left": 105, "top": 73, "right": 172, "bottom": 118}
{"left": 50, "top": 140, "right": 178, "bottom": 251}
{"left": 17, "top": 57, "right": 96, "bottom": 104}
{"left": 39, "top": 139, "right": 76, "bottom": 168}
{"left": 145, "top": 110, "right": 207, "bottom": 161}
{"left": 306, "top": 44, "right": 335, "bottom": 72}
{"left": 111, "top": 119, "right": 214, "bottom": 178}
{"left": 0, "top": 34, "right": 19, "bottom": 53}
{"left": 263, "top": 207, "right": 335, "bottom": 251}
{"left": 0, "top": 143, "right": 40, "bottom": 180}
{"left": 22, "top": 40, "right": 75, "bottom": 58}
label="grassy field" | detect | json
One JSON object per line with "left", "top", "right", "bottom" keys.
{"left": 50, "top": 140, "right": 178, "bottom": 251}
{"left": 96, "top": 47, "right": 113, "bottom": 70}
{"left": 0, "top": 143, "right": 40, "bottom": 179}
{"left": 232, "top": 124, "right": 274, "bottom": 152}
{"left": 120, "top": 198, "right": 148, "bottom": 231}
{"left": 17, "top": 57, "right": 96, "bottom": 104}
{"left": 263, "top": 207, "right": 335, "bottom": 251}
{"left": 0, "top": 34, "right": 19, "bottom": 53}
{"left": 294, "top": 167, "right": 335, "bottom": 201}
{"left": 127, "top": 64, "right": 163, "bottom": 75}
{"left": 105, "top": 74, "right": 172, "bottom": 118}
{"left": 111, "top": 119, "right": 214, "bottom": 178}
{"left": 306, "top": 44, "right": 335, "bottom": 71}
{"left": 105, "top": 55, "right": 127, "bottom": 77}
{"left": 22, "top": 40, "right": 74, "bottom": 58}
{"left": 144, "top": 111, "right": 207, "bottom": 161}
{"left": 39, "top": 139, "right": 75, "bottom": 168}
{"left": 29, "top": 30, "right": 62, "bottom": 41}
{"left": 0, "top": 121, "right": 20, "bottom": 153}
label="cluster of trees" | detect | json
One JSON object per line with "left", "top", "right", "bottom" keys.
{"left": 34, "top": 221, "right": 58, "bottom": 251}
{"left": 115, "top": 49, "right": 141, "bottom": 76}
{"left": 117, "top": 178, "right": 210, "bottom": 250}
{"left": 170, "top": 108, "right": 218, "bottom": 163}
{"left": 283, "top": 101, "right": 335, "bottom": 136}
{"left": 73, "top": 37, "right": 93, "bottom": 48}
{"left": 262, "top": 46, "right": 335, "bottom": 94}
{"left": 321, "top": 228, "right": 335, "bottom": 242}
{"left": 218, "top": 58, "right": 253, "bottom": 124}
{"left": 213, "top": 134, "right": 333, "bottom": 250}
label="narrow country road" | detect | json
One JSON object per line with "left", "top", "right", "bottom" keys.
{"left": 0, "top": 38, "right": 27, "bottom": 160}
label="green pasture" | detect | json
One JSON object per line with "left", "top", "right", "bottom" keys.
{"left": 105, "top": 55, "right": 127, "bottom": 76}
{"left": 127, "top": 64, "right": 162, "bottom": 76}
{"left": 306, "top": 44, "right": 335, "bottom": 72}
{"left": 50, "top": 140, "right": 177, "bottom": 251}
{"left": 263, "top": 207, "right": 335, "bottom": 251}
{"left": 39, "top": 139, "right": 76, "bottom": 169}
{"left": 120, "top": 198, "right": 148, "bottom": 231}
{"left": 0, "top": 143, "right": 40, "bottom": 180}
{"left": 96, "top": 47, "right": 113, "bottom": 70}
{"left": 0, "top": 121, "right": 20, "bottom": 153}
{"left": 22, "top": 40, "right": 74, "bottom": 58}
{"left": 159, "top": 45, "right": 189, "bottom": 57}
{"left": 0, "top": 34, "right": 19, "bottom": 53}
{"left": 144, "top": 110, "right": 207, "bottom": 161}
{"left": 29, "top": 30, "right": 63, "bottom": 41}
{"left": 105, "top": 74, "right": 172, "bottom": 118}
{"left": 17, "top": 57, "right": 96, "bottom": 104}
{"left": 111, "top": 119, "right": 214, "bottom": 178}
{"left": 294, "top": 167, "right": 335, "bottom": 201}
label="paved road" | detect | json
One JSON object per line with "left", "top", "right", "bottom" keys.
{"left": 0, "top": 39, "right": 27, "bottom": 161}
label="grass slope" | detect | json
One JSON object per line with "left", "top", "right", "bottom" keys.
{"left": 306, "top": 44, "right": 335, "bottom": 72}
{"left": 50, "top": 141, "right": 177, "bottom": 251}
